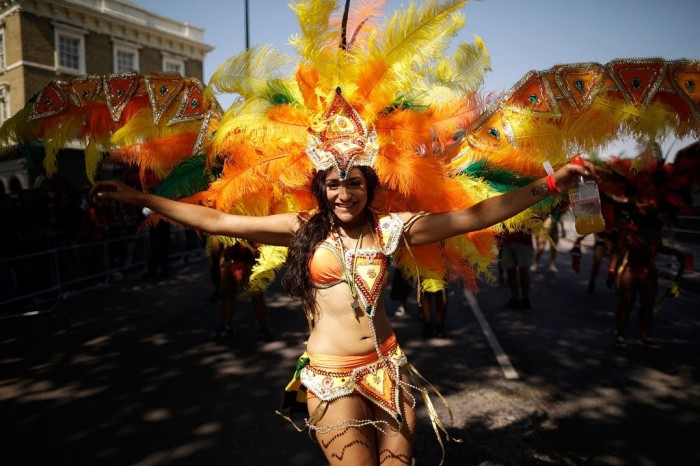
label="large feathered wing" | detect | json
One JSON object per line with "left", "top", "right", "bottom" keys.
{"left": 452, "top": 58, "right": 700, "bottom": 179}
{"left": 0, "top": 73, "right": 222, "bottom": 188}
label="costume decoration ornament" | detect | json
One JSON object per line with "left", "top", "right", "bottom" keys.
{"left": 306, "top": 88, "right": 379, "bottom": 180}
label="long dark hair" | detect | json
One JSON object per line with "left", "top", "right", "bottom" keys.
{"left": 281, "top": 166, "right": 380, "bottom": 315}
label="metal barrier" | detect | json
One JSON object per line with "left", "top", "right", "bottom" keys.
{"left": 0, "top": 228, "right": 205, "bottom": 318}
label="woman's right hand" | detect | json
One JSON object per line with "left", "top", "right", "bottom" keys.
{"left": 89, "top": 180, "right": 144, "bottom": 206}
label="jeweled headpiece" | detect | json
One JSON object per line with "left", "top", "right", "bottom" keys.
{"left": 305, "top": 88, "right": 378, "bottom": 180}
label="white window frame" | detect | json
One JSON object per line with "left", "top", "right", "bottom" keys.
{"left": 54, "top": 24, "right": 86, "bottom": 74}
{"left": 162, "top": 53, "right": 185, "bottom": 75}
{"left": 0, "top": 83, "right": 10, "bottom": 125}
{"left": 0, "top": 28, "right": 6, "bottom": 70}
{"left": 113, "top": 40, "right": 140, "bottom": 73}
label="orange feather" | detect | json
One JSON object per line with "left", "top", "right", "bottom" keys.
{"left": 295, "top": 64, "right": 321, "bottom": 112}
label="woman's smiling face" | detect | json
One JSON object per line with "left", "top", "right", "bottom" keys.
{"left": 324, "top": 168, "right": 368, "bottom": 225}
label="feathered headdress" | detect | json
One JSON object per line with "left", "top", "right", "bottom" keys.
{"left": 599, "top": 141, "right": 700, "bottom": 218}
{"left": 197, "top": 0, "right": 699, "bottom": 291}
{"left": 196, "top": 0, "right": 501, "bottom": 291}
{"left": 2, "top": 0, "right": 699, "bottom": 293}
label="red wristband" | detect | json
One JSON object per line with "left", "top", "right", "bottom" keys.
{"left": 546, "top": 174, "right": 560, "bottom": 194}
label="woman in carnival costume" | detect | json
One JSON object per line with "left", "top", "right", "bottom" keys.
{"left": 90, "top": 114, "right": 593, "bottom": 465}
{"left": 3, "top": 0, "right": 698, "bottom": 463}
{"left": 87, "top": 1, "right": 598, "bottom": 460}
{"left": 601, "top": 143, "right": 699, "bottom": 348}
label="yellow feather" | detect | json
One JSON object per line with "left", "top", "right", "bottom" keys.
{"left": 421, "top": 36, "right": 492, "bottom": 98}
{"left": 208, "top": 238, "right": 287, "bottom": 294}
{"left": 110, "top": 109, "right": 201, "bottom": 147}
{"left": 205, "top": 45, "right": 294, "bottom": 102}
{"left": 361, "top": 0, "right": 466, "bottom": 102}
{"left": 289, "top": 0, "right": 340, "bottom": 62}
{"left": 422, "top": 278, "right": 446, "bottom": 293}
{"left": 212, "top": 99, "right": 310, "bottom": 154}
{"left": 248, "top": 245, "right": 289, "bottom": 292}
{"left": 42, "top": 117, "right": 84, "bottom": 176}
{"left": 0, "top": 106, "right": 36, "bottom": 155}
{"left": 83, "top": 139, "right": 103, "bottom": 185}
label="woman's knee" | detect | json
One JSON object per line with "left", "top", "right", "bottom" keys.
{"left": 374, "top": 394, "right": 416, "bottom": 465}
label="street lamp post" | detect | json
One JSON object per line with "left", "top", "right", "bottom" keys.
{"left": 244, "top": 0, "right": 250, "bottom": 51}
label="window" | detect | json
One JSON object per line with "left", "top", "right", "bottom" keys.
{"left": 0, "top": 84, "right": 9, "bottom": 124}
{"left": 162, "top": 55, "right": 185, "bottom": 75}
{"left": 0, "top": 29, "right": 5, "bottom": 70}
{"left": 54, "top": 26, "right": 85, "bottom": 74}
{"left": 59, "top": 35, "right": 80, "bottom": 69}
{"left": 116, "top": 49, "right": 136, "bottom": 72}
{"left": 113, "top": 43, "right": 140, "bottom": 73}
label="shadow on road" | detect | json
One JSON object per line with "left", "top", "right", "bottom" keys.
{"left": 1, "top": 256, "right": 698, "bottom": 465}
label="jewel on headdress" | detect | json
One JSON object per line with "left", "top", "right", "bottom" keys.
{"left": 305, "top": 88, "right": 379, "bottom": 180}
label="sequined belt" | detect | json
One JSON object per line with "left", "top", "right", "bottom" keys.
{"left": 301, "top": 334, "right": 406, "bottom": 421}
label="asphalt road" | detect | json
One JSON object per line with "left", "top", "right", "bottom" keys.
{"left": 2, "top": 234, "right": 699, "bottom": 466}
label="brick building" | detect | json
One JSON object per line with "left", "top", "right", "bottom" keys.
{"left": 0, "top": 0, "right": 213, "bottom": 193}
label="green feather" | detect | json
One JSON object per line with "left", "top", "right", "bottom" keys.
{"left": 265, "top": 79, "right": 298, "bottom": 106}
{"left": 461, "top": 160, "right": 534, "bottom": 192}
{"left": 460, "top": 160, "right": 562, "bottom": 211}
{"left": 383, "top": 93, "right": 430, "bottom": 114}
{"left": 155, "top": 155, "right": 213, "bottom": 199}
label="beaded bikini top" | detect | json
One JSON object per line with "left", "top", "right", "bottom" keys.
{"left": 309, "top": 213, "right": 403, "bottom": 315}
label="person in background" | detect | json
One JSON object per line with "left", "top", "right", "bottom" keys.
{"left": 420, "top": 290, "right": 448, "bottom": 338}
{"left": 532, "top": 208, "right": 566, "bottom": 273}
{"left": 607, "top": 198, "right": 684, "bottom": 348}
{"left": 208, "top": 238, "right": 222, "bottom": 300}
{"left": 142, "top": 208, "right": 171, "bottom": 279}
{"left": 389, "top": 265, "right": 412, "bottom": 317}
{"left": 501, "top": 230, "right": 534, "bottom": 311}
{"left": 212, "top": 239, "right": 271, "bottom": 341}
{"left": 587, "top": 231, "right": 617, "bottom": 294}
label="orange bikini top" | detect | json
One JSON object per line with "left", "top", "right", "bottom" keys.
{"left": 307, "top": 213, "right": 404, "bottom": 290}
{"left": 309, "top": 239, "right": 345, "bottom": 286}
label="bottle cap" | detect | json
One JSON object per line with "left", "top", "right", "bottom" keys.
{"left": 571, "top": 155, "right": 584, "bottom": 166}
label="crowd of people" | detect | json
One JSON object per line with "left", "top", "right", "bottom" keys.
{"left": 387, "top": 199, "right": 690, "bottom": 350}
{"left": 0, "top": 177, "right": 204, "bottom": 305}
{"left": 0, "top": 178, "right": 144, "bottom": 254}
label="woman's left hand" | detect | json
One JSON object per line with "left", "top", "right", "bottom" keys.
{"left": 552, "top": 158, "right": 606, "bottom": 193}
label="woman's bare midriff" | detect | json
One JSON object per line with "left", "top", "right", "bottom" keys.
{"left": 306, "top": 284, "right": 393, "bottom": 356}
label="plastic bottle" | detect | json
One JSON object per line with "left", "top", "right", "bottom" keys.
{"left": 568, "top": 156, "right": 605, "bottom": 235}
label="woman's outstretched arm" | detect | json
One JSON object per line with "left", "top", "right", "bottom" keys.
{"left": 90, "top": 180, "right": 297, "bottom": 246}
{"left": 404, "top": 160, "right": 597, "bottom": 245}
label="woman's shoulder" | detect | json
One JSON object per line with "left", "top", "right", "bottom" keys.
{"left": 374, "top": 211, "right": 427, "bottom": 224}
{"left": 373, "top": 211, "right": 427, "bottom": 254}
{"left": 373, "top": 211, "right": 404, "bottom": 229}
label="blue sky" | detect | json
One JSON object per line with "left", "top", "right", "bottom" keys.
{"left": 132, "top": 0, "right": 700, "bottom": 158}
